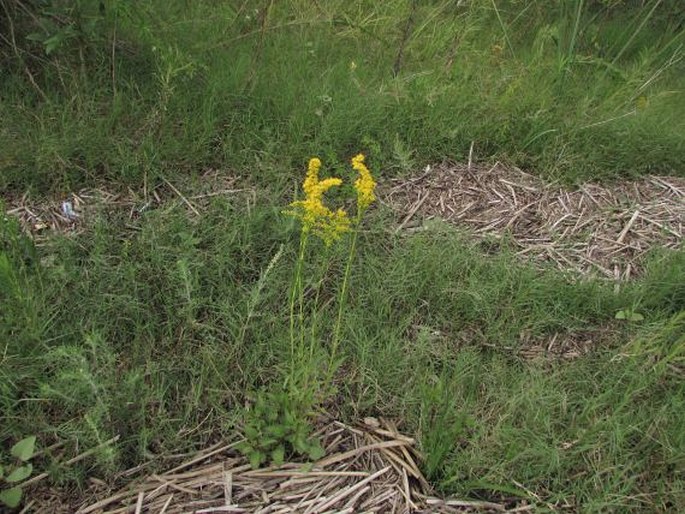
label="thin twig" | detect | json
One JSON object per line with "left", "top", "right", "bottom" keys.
{"left": 162, "top": 177, "right": 201, "bottom": 216}
{"left": 395, "top": 192, "right": 430, "bottom": 233}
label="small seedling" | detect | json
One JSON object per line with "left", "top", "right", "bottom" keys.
{"left": 1, "top": 436, "right": 36, "bottom": 508}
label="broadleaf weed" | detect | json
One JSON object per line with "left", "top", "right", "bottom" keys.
{"left": 0, "top": 436, "right": 37, "bottom": 508}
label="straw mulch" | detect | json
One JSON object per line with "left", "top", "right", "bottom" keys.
{"left": 7, "top": 164, "right": 682, "bottom": 282}
{"left": 5, "top": 171, "right": 252, "bottom": 245}
{"left": 57, "top": 419, "right": 508, "bottom": 514}
{"left": 383, "top": 162, "right": 684, "bottom": 280}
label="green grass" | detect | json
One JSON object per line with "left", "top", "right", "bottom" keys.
{"left": 1, "top": 0, "right": 685, "bottom": 511}
{"left": 2, "top": 197, "right": 684, "bottom": 509}
{"left": 1, "top": 0, "right": 684, "bottom": 192}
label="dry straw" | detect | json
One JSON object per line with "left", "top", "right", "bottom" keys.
{"left": 383, "top": 162, "right": 684, "bottom": 280}
{"left": 50, "top": 419, "right": 509, "bottom": 513}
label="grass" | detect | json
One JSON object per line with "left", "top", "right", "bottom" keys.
{"left": 1, "top": 0, "right": 684, "bottom": 511}
{"left": 2, "top": 198, "right": 684, "bottom": 509}
{"left": 1, "top": 0, "right": 684, "bottom": 192}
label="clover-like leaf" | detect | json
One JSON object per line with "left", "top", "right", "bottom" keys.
{"left": 0, "top": 486, "right": 22, "bottom": 508}
{"left": 11, "top": 436, "right": 36, "bottom": 462}
{"left": 6, "top": 464, "right": 32, "bottom": 483}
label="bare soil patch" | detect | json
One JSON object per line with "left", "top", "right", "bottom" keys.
{"left": 382, "top": 162, "right": 684, "bottom": 280}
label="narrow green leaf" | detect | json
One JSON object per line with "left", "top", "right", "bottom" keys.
{"left": 0, "top": 464, "right": 4, "bottom": 479}
{"left": 0, "top": 487, "right": 22, "bottom": 508}
{"left": 6, "top": 464, "right": 32, "bottom": 483}
{"left": 11, "top": 436, "right": 36, "bottom": 462}
{"left": 26, "top": 32, "right": 47, "bottom": 43}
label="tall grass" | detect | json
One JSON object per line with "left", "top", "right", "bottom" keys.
{"left": 1, "top": 0, "right": 683, "bottom": 192}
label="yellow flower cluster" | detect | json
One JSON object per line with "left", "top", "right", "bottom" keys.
{"left": 286, "top": 157, "right": 351, "bottom": 246}
{"left": 351, "top": 153, "right": 376, "bottom": 211}
{"left": 286, "top": 154, "right": 377, "bottom": 245}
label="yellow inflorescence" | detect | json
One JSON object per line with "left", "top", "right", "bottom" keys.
{"left": 286, "top": 157, "right": 351, "bottom": 246}
{"left": 286, "top": 154, "right": 376, "bottom": 245}
{"left": 351, "top": 153, "right": 376, "bottom": 211}
{"left": 302, "top": 157, "right": 321, "bottom": 197}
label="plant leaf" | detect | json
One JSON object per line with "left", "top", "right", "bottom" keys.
{"left": 11, "top": 436, "right": 36, "bottom": 462}
{"left": 265, "top": 424, "right": 286, "bottom": 438}
{"left": 0, "top": 464, "right": 4, "bottom": 479}
{"left": 299, "top": 462, "right": 314, "bottom": 472}
{"left": 244, "top": 425, "right": 259, "bottom": 440}
{"left": 629, "top": 312, "right": 644, "bottom": 321}
{"left": 0, "top": 487, "right": 22, "bottom": 508}
{"left": 291, "top": 434, "right": 308, "bottom": 454}
{"left": 249, "top": 451, "right": 264, "bottom": 470}
{"left": 271, "top": 445, "right": 285, "bottom": 466}
{"left": 615, "top": 310, "right": 627, "bottom": 320}
{"left": 236, "top": 441, "right": 253, "bottom": 456}
{"left": 6, "top": 464, "right": 32, "bottom": 483}
{"left": 26, "top": 32, "right": 47, "bottom": 43}
{"left": 307, "top": 442, "right": 325, "bottom": 461}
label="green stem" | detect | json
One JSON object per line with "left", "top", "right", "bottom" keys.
{"left": 328, "top": 212, "right": 362, "bottom": 380}
{"left": 308, "top": 244, "right": 333, "bottom": 369}
{"left": 308, "top": 269, "right": 323, "bottom": 361}
{"left": 289, "top": 231, "right": 308, "bottom": 380}
{"left": 297, "top": 247, "right": 307, "bottom": 363}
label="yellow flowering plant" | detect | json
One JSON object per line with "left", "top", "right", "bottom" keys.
{"left": 287, "top": 154, "right": 376, "bottom": 385}
{"left": 241, "top": 153, "right": 376, "bottom": 469}
{"left": 351, "top": 153, "right": 376, "bottom": 212}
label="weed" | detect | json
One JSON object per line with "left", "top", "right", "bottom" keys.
{"left": 0, "top": 436, "right": 36, "bottom": 508}
{"left": 238, "top": 153, "right": 377, "bottom": 467}
{"left": 238, "top": 389, "right": 324, "bottom": 469}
